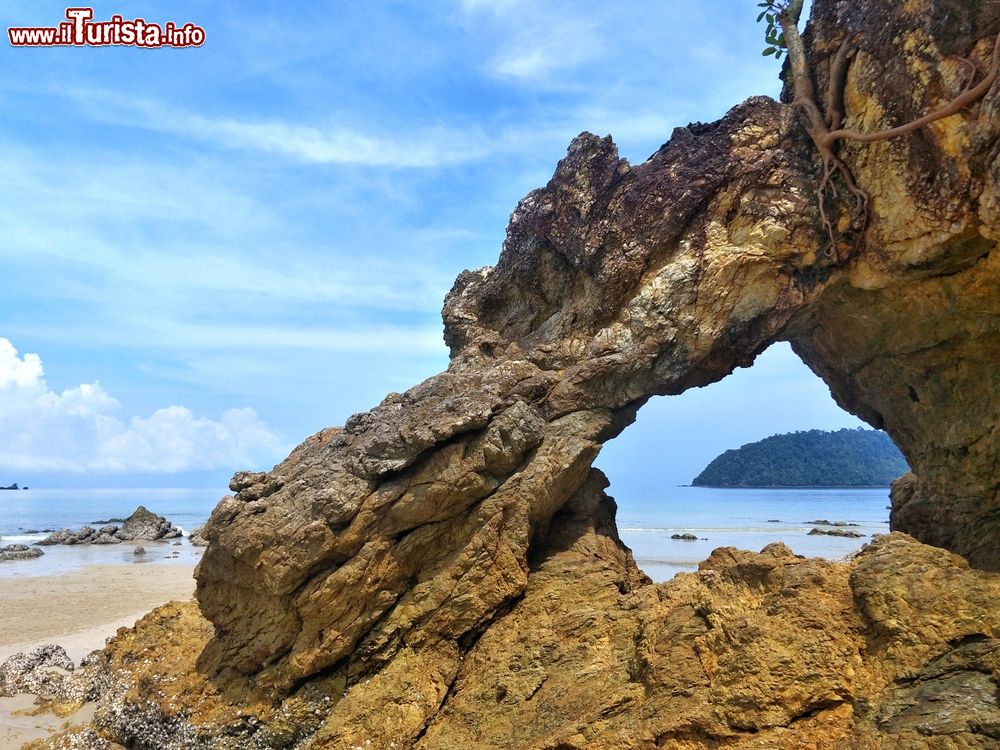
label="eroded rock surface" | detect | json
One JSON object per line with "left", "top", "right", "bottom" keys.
{"left": 31, "top": 0, "right": 1000, "bottom": 746}
{"left": 37, "top": 533, "right": 1000, "bottom": 749}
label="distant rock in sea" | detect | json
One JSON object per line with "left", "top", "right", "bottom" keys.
{"left": 0, "top": 482, "right": 20, "bottom": 490}
{"left": 808, "top": 527, "right": 865, "bottom": 538}
{"left": 36, "top": 506, "right": 182, "bottom": 546}
{"left": 0, "top": 544, "right": 44, "bottom": 561}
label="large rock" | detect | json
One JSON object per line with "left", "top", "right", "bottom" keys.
{"left": 0, "top": 645, "right": 74, "bottom": 697}
{"left": 30, "top": 0, "right": 1000, "bottom": 746}
{"left": 193, "top": 0, "right": 1000, "bottom": 697}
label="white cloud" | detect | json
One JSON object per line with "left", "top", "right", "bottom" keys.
{"left": 57, "top": 88, "right": 493, "bottom": 168}
{"left": 458, "top": 0, "right": 604, "bottom": 83}
{"left": 0, "top": 338, "right": 287, "bottom": 474}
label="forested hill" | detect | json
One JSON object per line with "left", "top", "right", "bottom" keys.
{"left": 691, "top": 428, "right": 909, "bottom": 487}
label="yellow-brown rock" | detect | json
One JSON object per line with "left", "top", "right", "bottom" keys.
{"left": 31, "top": 0, "right": 1000, "bottom": 746}
{"left": 42, "top": 527, "right": 1000, "bottom": 749}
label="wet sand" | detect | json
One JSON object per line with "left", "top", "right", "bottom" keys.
{"left": 0, "top": 563, "right": 197, "bottom": 661}
{"left": 0, "top": 562, "right": 197, "bottom": 748}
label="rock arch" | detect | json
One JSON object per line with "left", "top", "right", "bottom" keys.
{"left": 196, "top": 0, "right": 999, "bottom": 703}
{"left": 59, "top": 1, "right": 999, "bottom": 747}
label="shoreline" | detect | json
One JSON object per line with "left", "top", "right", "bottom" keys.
{"left": 0, "top": 562, "right": 198, "bottom": 747}
{"left": 0, "top": 562, "right": 198, "bottom": 662}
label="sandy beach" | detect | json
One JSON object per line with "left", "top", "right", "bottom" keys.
{"left": 0, "top": 562, "right": 197, "bottom": 748}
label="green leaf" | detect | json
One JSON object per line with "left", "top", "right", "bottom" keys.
{"left": 757, "top": 10, "right": 767, "bottom": 21}
{"left": 763, "top": 47, "right": 777, "bottom": 56}
{"left": 766, "top": 13, "right": 775, "bottom": 23}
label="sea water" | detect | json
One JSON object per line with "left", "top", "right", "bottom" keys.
{"left": 0, "top": 486, "right": 890, "bottom": 581}
{"left": 0, "top": 487, "right": 223, "bottom": 578}
{"left": 616, "top": 486, "right": 890, "bottom": 581}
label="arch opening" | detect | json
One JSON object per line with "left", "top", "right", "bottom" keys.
{"left": 595, "top": 342, "right": 906, "bottom": 581}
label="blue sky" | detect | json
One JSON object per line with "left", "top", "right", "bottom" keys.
{"left": 0, "top": 0, "right": 862, "bottom": 491}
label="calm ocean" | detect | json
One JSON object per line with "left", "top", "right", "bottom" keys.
{"left": 0, "top": 486, "right": 890, "bottom": 581}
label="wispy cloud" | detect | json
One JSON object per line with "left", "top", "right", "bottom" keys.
{"left": 458, "top": 0, "right": 603, "bottom": 83}
{"left": 0, "top": 338, "right": 287, "bottom": 473}
{"left": 58, "top": 88, "right": 494, "bottom": 168}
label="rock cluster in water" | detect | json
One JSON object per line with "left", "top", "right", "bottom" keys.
{"left": 808, "top": 527, "right": 865, "bottom": 538}
{"left": 21, "top": 0, "right": 1000, "bottom": 746}
{"left": 36, "top": 506, "right": 182, "bottom": 546}
{"left": 0, "top": 543, "right": 44, "bottom": 561}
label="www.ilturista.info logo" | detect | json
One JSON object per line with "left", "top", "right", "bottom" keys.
{"left": 8, "top": 7, "right": 205, "bottom": 48}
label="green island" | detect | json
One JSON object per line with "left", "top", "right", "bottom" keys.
{"left": 692, "top": 428, "right": 909, "bottom": 487}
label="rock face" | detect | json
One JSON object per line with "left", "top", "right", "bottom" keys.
{"left": 32, "top": 0, "right": 1000, "bottom": 747}
{"left": 39, "top": 533, "right": 1000, "bottom": 749}
{"left": 37, "top": 506, "right": 182, "bottom": 546}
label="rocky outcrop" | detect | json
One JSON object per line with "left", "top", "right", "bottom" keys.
{"left": 29, "top": 0, "right": 1000, "bottom": 747}
{"left": 0, "top": 645, "right": 74, "bottom": 697}
{"left": 35, "top": 533, "right": 1000, "bottom": 749}
{"left": 120, "top": 505, "right": 183, "bottom": 541}
{"left": 37, "top": 506, "right": 181, "bottom": 546}
{"left": 0, "top": 543, "right": 44, "bottom": 561}
{"left": 192, "top": 0, "right": 999, "bottom": 699}
{"left": 188, "top": 527, "right": 208, "bottom": 547}
{"left": 808, "top": 527, "right": 864, "bottom": 538}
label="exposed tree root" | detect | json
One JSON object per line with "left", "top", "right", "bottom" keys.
{"left": 776, "top": 0, "right": 1000, "bottom": 252}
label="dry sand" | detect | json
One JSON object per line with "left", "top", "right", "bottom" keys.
{"left": 0, "top": 562, "right": 197, "bottom": 748}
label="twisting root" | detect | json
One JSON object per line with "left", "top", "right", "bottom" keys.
{"left": 778, "top": 0, "right": 1000, "bottom": 255}
{"left": 955, "top": 57, "right": 979, "bottom": 94}
{"left": 825, "top": 38, "right": 855, "bottom": 131}
{"left": 822, "top": 31, "right": 1000, "bottom": 147}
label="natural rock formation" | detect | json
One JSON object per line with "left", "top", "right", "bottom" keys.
{"left": 37, "top": 506, "right": 182, "bottom": 546}
{"left": 808, "top": 527, "right": 864, "bottom": 538}
{"left": 29, "top": 0, "right": 1000, "bottom": 747}
{"left": 119, "top": 505, "right": 183, "bottom": 541}
{"left": 35, "top": 533, "right": 1000, "bottom": 749}
{"left": 188, "top": 526, "right": 209, "bottom": 547}
{"left": 0, "top": 543, "right": 44, "bottom": 561}
{"left": 0, "top": 645, "right": 74, "bottom": 697}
